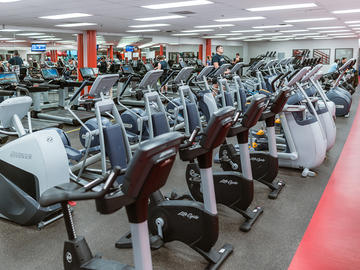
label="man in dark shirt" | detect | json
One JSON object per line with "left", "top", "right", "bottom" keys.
{"left": 211, "top": 45, "right": 226, "bottom": 68}
{"left": 8, "top": 50, "right": 23, "bottom": 67}
{"left": 98, "top": 57, "right": 107, "bottom": 73}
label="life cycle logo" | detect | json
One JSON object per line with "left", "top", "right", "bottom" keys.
{"left": 251, "top": 157, "right": 266, "bottom": 163}
{"left": 65, "top": 252, "right": 72, "bottom": 263}
{"left": 46, "top": 136, "right": 54, "bottom": 143}
{"left": 177, "top": 211, "right": 199, "bottom": 220}
{"left": 219, "top": 179, "right": 238, "bottom": 185}
{"left": 10, "top": 151, "right": 32, "bottom": 160}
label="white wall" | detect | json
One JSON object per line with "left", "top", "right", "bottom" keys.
{"left": 246, "top": 38, "right": 359, "bottom": 65}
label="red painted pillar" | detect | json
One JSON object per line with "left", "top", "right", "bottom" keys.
{"left": 87, "top": 30, "right": 97, "bottom": 68}
{"left": 199, "top": 44, "right": 203, "bottom": 61}
{"left": 205, "top": 39, "right": 211, "bottom": 58}
{"left": 77, "top": 34, "right": 84, "bottom": 80}
{"left": 109, "top": 45, "right": 114, "bottom": 61}
{"left": 159, "top": 45, "right": 164, "bottom": 56}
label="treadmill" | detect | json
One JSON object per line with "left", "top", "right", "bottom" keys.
{"left": 0, "top": 72, "right": 63, "bottom": 131}
{"left": 35, "top": 68, "right": 94, "bottom": 125}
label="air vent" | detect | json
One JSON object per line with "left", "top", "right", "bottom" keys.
{"left": 171, "top": 11, "right": 196, "bottom": 15}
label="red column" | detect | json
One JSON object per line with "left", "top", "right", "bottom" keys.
{"left": 50, "top": 50, "right": 58, "bottom": 62}
{"left": 205, "top": 39, "right": 211, "bottom": 58}
{"left": 77, "top": 34, "right": 84, "bottom": 80}
{"left": 159, "top": 45, "right": 164, "bottom": 56}
{"left": 86, "top": 30, "right": 97, "bottom": 68}
{"left": 199, "top": 44, "right": 203, "bottom": 61}
{"left": 109, "top": 45, "right": 114, "bottom": 61}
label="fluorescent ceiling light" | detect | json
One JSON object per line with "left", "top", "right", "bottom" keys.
{"left": 313, "top": 37, "right": 333, "bottom": 39}
{"left": 0, "top": 0, "right": 22, "bottom": 2}
{"left": 169, "top": 43, "right": 179, "bottom": 45}
{"left": 272, "top": 35, "right": 294, "bottom": 38}
{"left": 226, "top": 36, "right": 258, "bottom": 40}
{"left": 195, "top": 24, "right": 234, "bottom": 28}
{"left": 271, "top": 38, "right": 291, "bottom": 41}
{"left": 204, "top": 35, "right": 226, "bottom": 38}
{"left": 349, "top": 24, "right": 360, "bottom": 27}
{"left": 318, "top": 29, "right": 351, "bottom": 33}
{"left": 345, "top": 20, "right": 360, "bottom": 24}
{"left": 39, "top": 13, "right": 92, "bottom": 20}
{"left": 126, "top": 29, "right": 160, "bottom": 32}
{"left": 284, "top": 18, "right": 336, "bottom": 23}
{"left": 255, "top": 33, "right": 283, "bottom": 36}
{"left": 294, "top": 37, "right": 308, "bottom": 39}
{"left": 280, "top": 29, "right": 309, "bottom": 33}
{"left": 139, "top": 42, "right": 155, "bottom": 48}
{"left": 253, "top": 24, "right": 293, "bottom": 29}
{"left": 215, "top": 16, "right": 265, "bottom": 22}
{"left": 247, "top": 3, "right": 317, "bottom": 12}
{"left": 172, "top": 33, "right": 198, "bottom": 36}
{"left": 56, "top": 23, "right": 97, "bottom": 27}
{"left": 58, "top": 40, "right": 76, "bottom": 43}
{"left": 244, "top": 39, "right": 263, "bottom": 41}
{"left": 293, "top": 32, "right": 320, "bottom": 36}
{"left": 32, "top": 35, "right": 53, "bottom": 38}
{"left": 0, "top": 29, "right": 21, "bottom": 32}
{"left": 17, "top": 32, "right": 45, "bottom": 36}
{"left": 231, "top": 29, "right": 264, "bottom": 33}
{"left": 129, "top": 24, "right": 170, "bottom": 28}
{"left": 135, "top": 15, "right": 185, "bottom": 21}
{"left": 7, "top": 40, "right": 26, "bottom": 42}
{"left": 333, "top": 35, "right": 357, "bottom": 38}
{"left": 215, "top": 33, "right": 243, "bottom": 36}
{"left": 40, "top": 38, "right": 62, "bottom": 41}
{"left": 142, "top": 0, "right": 213, "bottom": 9}
{"left": 182, "top": 29, "right": 213, "bottom": 32}
{"left": 328, "top": 33, "right": 357, "bottom": 36}
{"left": 332, "top": 9, "right": 360, "bottom": 14}
{"left": 352, "top": 28, "right": 360, "bottom": 30}
{"left": 308, "top": 26, "right": 346, "bottom": 30}
{"left": 0, "top": 37, "right": 14, "bottom": 40}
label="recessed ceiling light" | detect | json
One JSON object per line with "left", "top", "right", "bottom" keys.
{"left": 142, "top": 0, "right": 213, "bottom": 9}
{"left": 345, "top": 20, "right": 360, "bottom": 24}
{"left": 0, "top": 0, "right": 22, "bottom": 2}
{"left": 17, "top": 32, "right": 45, "bottom": 36}
{"left": 313, "top": 37, "right": 333, "bottom": 39}
{"left": 182, "top": 29, "right": 213, "bottom": 32}
{"left": 231, "top": 29, "right": 264, "bottom": 33}
{"left": 332, "top": 9, "right": 360, "bottom": 14}
{"left": 318, "top": 29, "right": 351, "bottom": 33}
{"left": 32, "top": 35, "right": 53, "bottom": 38}
{"left": 253, "top": 24, "right": 293, "bottom": 29}
{"left": 271, "top": 38, "right": 292, "bottom": 41}
{"left": 172, "top": 33, "right": 199, "bottom": 36}
{"left": 39, "top": 13, "right": 92, "bottom": 20}
{"left": 280, "top": 29, "right": 309, "bottom": 33}
{"left": 195, "top": 24, "right": 234, "bottom": 28}
{"left": 55, "top": 23, "right": 97, "bottom": 27}
{"left": 226, "top": 36, "right": 259, "bottom": 40}
{"left": 0, "top": 37, "right": 14, "bottom": 40}
{"left": 0, "top": 29, "right": 22, "bottom": 32}
{"left": 284, "top": 18, "right": 336, "bottom": 23}
{"left": 255, "top": 33, "right": 283, "bottom": 36}
{"left": 349, "top": 24, "right": 360, "bottom": 27}
{"left": 333, "top": 35, "right": 357, "bottom": 38}
{"left": 126, "top": 29, "right": 160, "bottom": 32}
{"left": 129, "top": 24, "right": 170, "bottom": 28}
{"left": 246, "top": 3, "right": 317, "bottom": 12}
{"left": 308, "top": 26, "right": 346, "bottom": 30}
{"left": 135, "top": 15, "right": 185, "bottom": 21}
{"left": 352, "top": 28, "right": 360, "bottom": 30}
{"left": 214, "top": 16, "right": 266, "bottom": 22}
{"left": 244, "top": 39, "right": 263, "bottom": 41}
{"left": 272, "top": 35, "right": 294, "bottom": 38}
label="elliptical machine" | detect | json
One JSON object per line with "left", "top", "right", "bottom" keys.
{"left": 0, "top": 96, "right": 70, "bottom": 229}
{"left": 39, "top": 132, "right": 185, "bottom": 270}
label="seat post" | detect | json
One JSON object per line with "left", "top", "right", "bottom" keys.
{"left": 61, "top": 202, "right": 77, "bottom": 241}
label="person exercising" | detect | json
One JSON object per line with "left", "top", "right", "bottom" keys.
{"left": 157, "top": 55, "right": 169, "bottom": 94}
{"left": 8, "top": 50, "right": 23, "bottom": 67}
{"left": 211, "top": 45, "right": 228, "bottom": 92}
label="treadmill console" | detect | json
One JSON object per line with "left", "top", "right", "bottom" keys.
{"left": 122, "top": 65, "right": 135, "bottom": 74}
{"left": 0, "top": 72, "right": 19, "bottom": 85}
{"left": 42, "top": 68, "right": 59, "bottom": 80}
{"left": 80, "top": 67, "right": 96, "bottom": 80}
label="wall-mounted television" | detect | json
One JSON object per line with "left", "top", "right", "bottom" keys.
{"left": 31, "top": 44, "right": 47, "bottom": 52}
{"left": 126, "top": 45, "right": 134, "bottom": 52}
